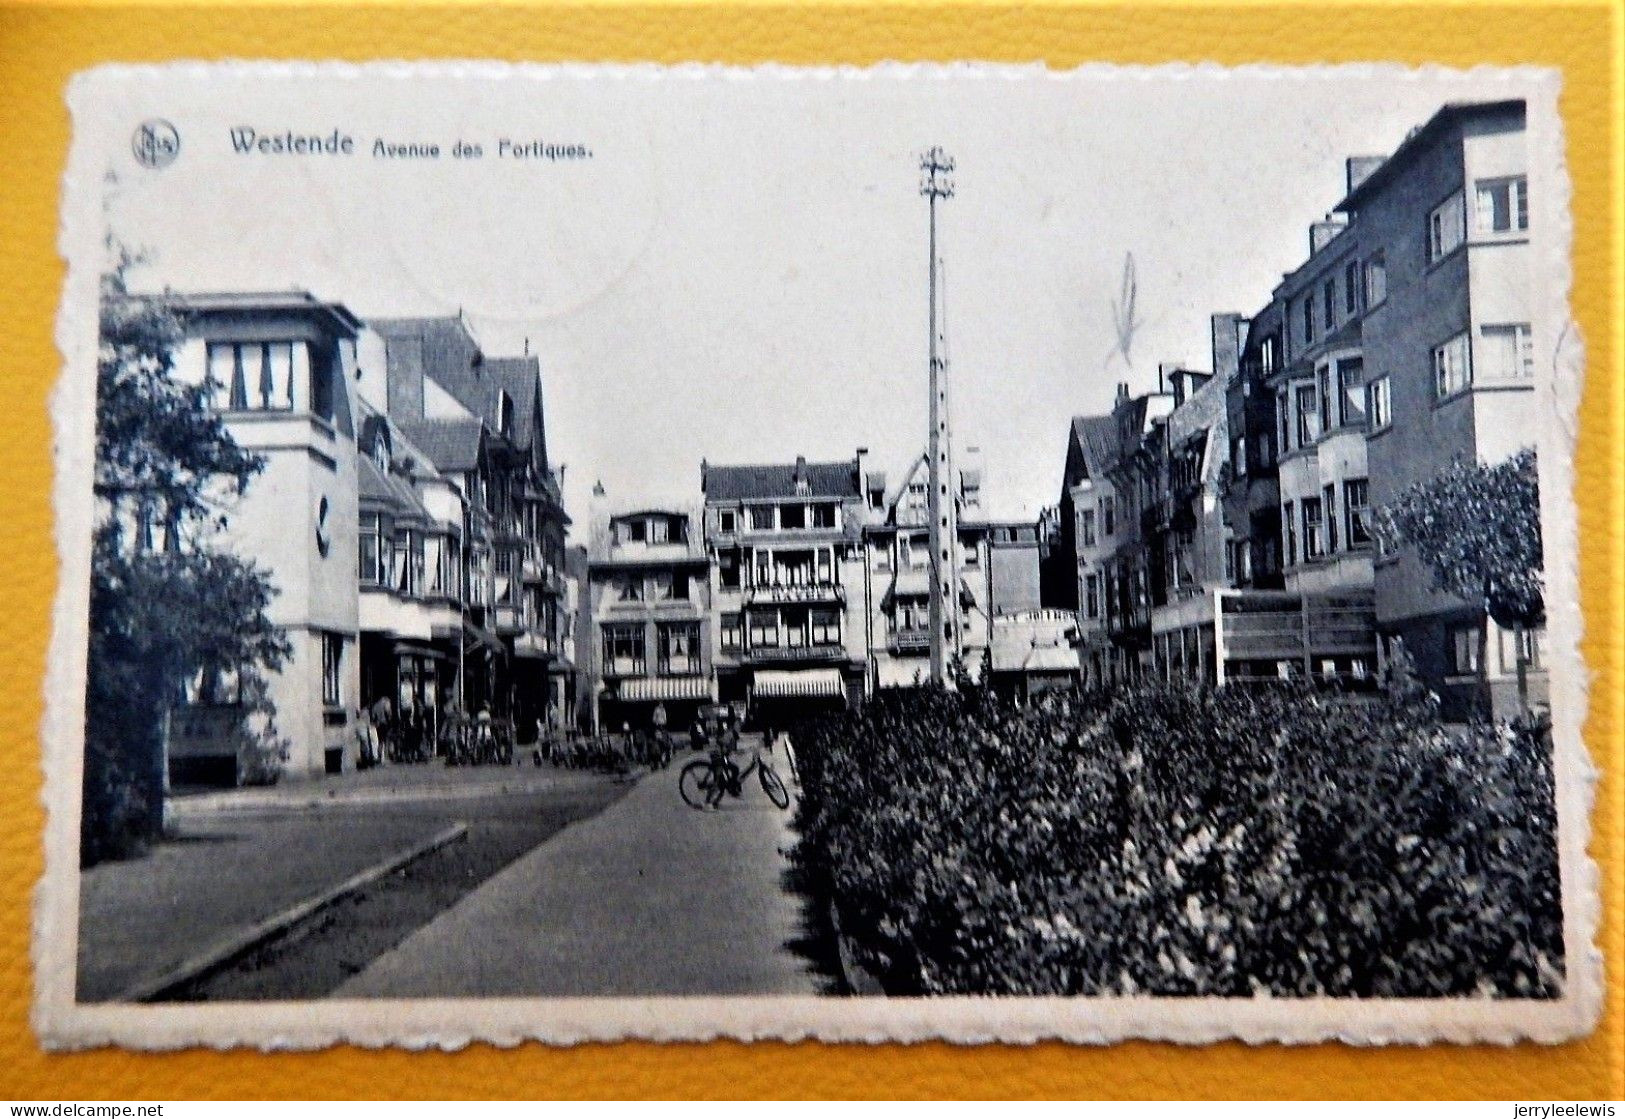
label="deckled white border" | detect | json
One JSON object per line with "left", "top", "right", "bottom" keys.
{"left": 37, "top": 60, "right": 1602, "bottom": 1051}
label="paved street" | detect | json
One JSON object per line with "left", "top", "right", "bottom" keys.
{"left": 339, "top": 740, "right": 820, "bottom": 998}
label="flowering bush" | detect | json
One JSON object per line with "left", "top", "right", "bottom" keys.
{"left": 792, "top": 680, "right": 1561, "bottom": 997}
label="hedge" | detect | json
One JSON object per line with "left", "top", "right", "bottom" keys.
{"left": 791, "top": 680, "right": 1562, "bottom": 997}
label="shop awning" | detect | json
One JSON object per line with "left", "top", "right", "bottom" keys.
{"left": 617, "top": 675, "right": 712, "bottom": 702}
{"left": 753, "top": 667, "right": 845, "bottom": 698}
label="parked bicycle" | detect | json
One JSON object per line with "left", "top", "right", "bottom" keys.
{"left": 679, "top": 742, "right": 790, "bottom": 811}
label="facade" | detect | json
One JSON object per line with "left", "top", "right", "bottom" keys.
{"left": 1098, "top": 381, "right": 1175, "bottom": 681}
{"left": 702, "top": 455, "right": 870, "bottom": 721}
{"left": 1334, "top": 99, "right": 1547, "bottom": 718}
{"left": 361, "top": 316, "right": 573, "bottom": 740}
{"left": 584, "top": 498, "right": 715, "bottom": 734}
{"left": 165, "top": 292, "right": 365, "bottom": 781}
{"left": 862, "top": 454, "right": 994, "bottom": 688}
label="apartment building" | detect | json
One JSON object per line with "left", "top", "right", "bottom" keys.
{"left": 164, "top": 292, "right": 365, "bottom": 780}
{"left": 1334, "top": 99, "right": 1546, "bottom": 718}
{"left": 584, "top": 496, "right": 714, "bottom": 734}
{"left": 702, "top": 455, "right": 870, "bottom": 720}
{"left": 362, "top": 315, "right": 573, "bottom": 738}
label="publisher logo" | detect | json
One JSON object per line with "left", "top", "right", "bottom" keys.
{"left": 131, "top": 120, "right": 180, "bottom": 168}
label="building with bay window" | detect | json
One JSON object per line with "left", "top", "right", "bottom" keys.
{"left": 1332, "top": 99, "right": 1546, "bottom": 718}
{"left": 583, "top": 496, "right": 714, "bottom": 734}
{"left": 165, "top": 291, "right": 365, "bottom": 781}
{"left": 702, "top": 454, "right": 870, "bottom": 720}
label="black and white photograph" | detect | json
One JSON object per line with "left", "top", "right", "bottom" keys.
{"left": 39, "top": 62, "right": 1597, "bottom": 1048}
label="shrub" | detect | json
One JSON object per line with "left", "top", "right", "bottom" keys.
{"left": 792, "top": 680, "right": 1562, "bottom": 997}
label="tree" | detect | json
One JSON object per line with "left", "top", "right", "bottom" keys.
{"left": 1377, "top": 447, "right": 1544, "bottom": 714}
{"left": 83, "top": 256, "right": 289, "bottom": 864}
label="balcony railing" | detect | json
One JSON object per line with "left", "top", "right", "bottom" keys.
{"left": 744, "top": 581, "right": 844, "bottom": 606}
{"left": 744, "top": 643, "right": 844, "bottom": 664}
{"left": 887, "top": 629, "right": 931, "bottom": 655}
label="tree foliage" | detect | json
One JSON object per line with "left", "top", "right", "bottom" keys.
{"left": 1377, "top": 448, "right": 1544, "bottom": 629}
{"left": 83, "top": 259, "right": 289, "bottom": 865}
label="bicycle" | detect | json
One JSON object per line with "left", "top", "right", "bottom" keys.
{"left": 679, "top": 745, "right": 790, "bottom": 811}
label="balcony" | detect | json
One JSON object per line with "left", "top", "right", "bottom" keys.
{"left": 887, "top": 629, "right": 931, "bottom": 656}
{"left": 744, "top": 581, "right": 845, "bottom": 606}
{"left": 744, "top": 644, "right": 845, "bottom": 665}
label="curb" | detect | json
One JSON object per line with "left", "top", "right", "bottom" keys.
{"left": 172, "top": 771, "right": 613, "bottom": 815}
{"left": 114, "top": 821, "right": 470, "bottom": 1003}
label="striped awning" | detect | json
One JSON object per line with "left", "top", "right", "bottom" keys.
{"left": 617, "top": 675, "right": 711, "bottom": 702}
{"left": 753, "top": 667, "right": 845, "bottom": 698}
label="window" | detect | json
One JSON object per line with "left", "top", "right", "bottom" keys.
{"left": 717, "top": 509, "right": 737, "bottom": 535}
{"left": 1344, "top": 261, "right": 1361, "bottom": 314}
{"left": 649, "top": 518, "right": 670, "bottom": 545}
{"left": 616, "top": 574, "right": 645, "bottom": 602}
{"left": 497, "top": 391, "right": 514, "bottom": 438}
{"left": 1323, "top": 484, "right": 1338, "bottom": 554}
{"left": 1231, "top": 436, "right": 1246, "bottom": 477}
{"left": 747, "top": 608, "right": 779, "bottom": 648}
{"left": 961, "top": 534, "right": 980, "bottom": 567}
{"left": 778, "top": 503, "right": 806, "bottom": 530}
{"left": 1085, "top": 573, "right": 1101, "bottom": 619}
{"left": 1448, "top": 623, "right": 1482, "bottom": 676}
{"left": 624, "top": 519, "right": 647, "bottom": 544}
{"left": 321, "top": 633, "right": 343, "bottom": 707}
{"left": 1480, "top": 323, "right": 1535, "bottom": 380}
{"left": 603, "top": 623, "right": 646, "bottom": 676}
{"left": 1345, "top": 479, "right": 1372, "bottom": 548}
{"left": 870, "top": 540, "right": 891, "bottom": 572}
{"left": 816, "top": 547, "right": 834, "bottom": 584}
{"left": 1102, "top": 495, "right": 1116, "bottom": 536}
{"left": 1498, "top": 625, "right": 1542, "bottom": 672}
{"left": 720, "top": 613, "right": 742, "bottom": 653}
{"left": 1260, "top": 335, "right": 1278, "bottom": 376}
{"left": 359, "top": 512, "right": 388, "bottom": 584}
{"left": 1364, "top": 252, "right": 1387, "bottom": 307}
{"left": 1322, "top": 279, "right": 1336, "bottom": 331}
{"left": 1433, "top": 332, "right": 1472, "bottom": 397}
{"left": 782, "top": 606, "right": 808, "bottom": 648}
{"left": 811, "top": 606, "right": 841, "bottom": 646}
{"left": 1337, "top": 357, "right": 1365, "bottom": 426}
{"left": 718, "top": 549, "right": 741, "bottom": 589}
{"left": 811, "top": 503, "right": 837, "bottom": 529}
{"left": 1080, "top": 509, "right": 1096, "bottom": 548}
{"left": 1368, "top": 375, "right": 1392, "bottom": 431}
{"left": 1428, "top": 191, "right": 1466, "bottom": 262}
{"left": 1317, "top": 365, "right": 1333, "bottom": 434}
{"left": 1277, "top": 390, "right": 1292, "bottom": 453}
{"left": 1302, "top": 497, "right": 1324, "bottom": 561}
{"left": 1475, "top": 176, "right": 1529, "bottom": 234}
{"left": 903, "top": 532, "right": 927, "bottom": 568}
{"left": 657, "top": 621, "right": 701, "bottom": 675}
{"left": 207, "top": 341, "right": 297, "bottom": 412}
{"left": 1302, "top": 298, "right": 1315, "bottom": 345}
{"left": 402, "top": 531, "right": 426, "bottom": 596}
{"left": 1295, "top": 382, "right": 1321, "bottom": 446}
{"left": 1283, "top": 501, "right": 1297, "bottom": 566}
{"left": 748, "top": 505, "right": 774, "bottom": 531}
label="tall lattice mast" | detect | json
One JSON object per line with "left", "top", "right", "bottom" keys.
{"left": 920, "top": 147, "right": 960, "bottom": 685}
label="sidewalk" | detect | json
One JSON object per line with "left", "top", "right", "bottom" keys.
{"left": 338, "top": 744, "right": 820, "bottom": 997}
{"left": 78, "top": 765, "right": 619, "bottom": 1002}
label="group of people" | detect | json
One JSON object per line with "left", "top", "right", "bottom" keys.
{"left": 354, "top": 695, "right": 502, "bottom": 769}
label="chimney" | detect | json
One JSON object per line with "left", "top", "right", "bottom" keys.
{"left": 1158, "top": 362, "right": 1180, "bottom": 395}
{"left": 1346, "top": 155, "right": 1385, "bottom": 195}
{"left": 699, "top": 457, "right": 708, "bottom": 495}
{"left": 1310, "top": 217, "right": 1347, "bottom": 255}
{"left": 1115, "top": 381, "right": 1130, "bottom": 405}
{"left": 794, "top": 454, "right": 808, "bottom": 479}
{"left": 1210, "top": 312, "right": 1246, "bottom": 383}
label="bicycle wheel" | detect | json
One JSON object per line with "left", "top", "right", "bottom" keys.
{"left": 758, "top": 761, "right": 791, "bottom": 810}
{"left": 679, "top": 759, "right": 720, "bottom": 810}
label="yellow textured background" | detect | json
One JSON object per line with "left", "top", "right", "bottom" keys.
{"left": 0, "top": 0, "right": 1619, "bottom": 1100}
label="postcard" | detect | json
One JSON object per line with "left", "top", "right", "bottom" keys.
{"left": 38, "top": 61, "right": 1599, "bottom": 1049}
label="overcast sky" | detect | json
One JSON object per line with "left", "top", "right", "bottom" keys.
{"left": 104, "top": 64, "right": 1544, "bottom": 522}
